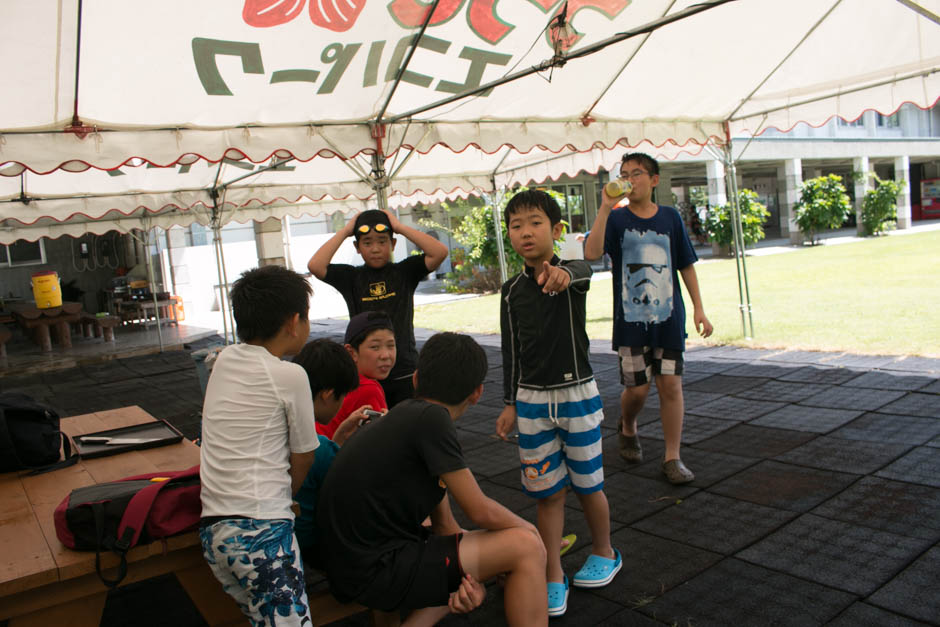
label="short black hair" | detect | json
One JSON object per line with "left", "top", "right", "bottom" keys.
{"left": 504, "top": 189, "right": 562, "bottom": 226}
{"left": 293, "top": 339, "right": 359, "bottom": 398}
{"left": 415, "top": 332, "right": 488, "bottom": 405}
{"left": 230, "top": 265, "right": 311, "bottom": 342}
{"left": 620, "top": 152, "right": 660, "bottom": 176}
{"left": 346, "top": 311, "right": 395, "bottom": 350}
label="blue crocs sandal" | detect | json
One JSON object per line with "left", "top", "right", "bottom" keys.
{"left": 572, "top": 549, "right": 622, "bottom": 588}
{"left": 547, "top": 575, "right": 569, "bottom": 617}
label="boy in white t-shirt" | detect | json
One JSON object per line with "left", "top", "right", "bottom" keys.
{"left": 199, "top": 265, "right": 319, "bottom": 626}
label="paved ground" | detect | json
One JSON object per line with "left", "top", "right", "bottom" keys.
{"left": 3, "top": 321, "right": 938, "bottom": 627}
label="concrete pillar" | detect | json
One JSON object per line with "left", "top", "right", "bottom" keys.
{"left": 863, "top": 110, "right": 877, "bottom": 137}
{"left": 853, "top": 156, "right": 872, "bottom": 235}
{"left": 674, "top": 185, "right": 687, "bottom": 205}
{"left": 895, "top": 155, "right": 912, "bottom": 229}
{"left": 780, "top": 159, "right": 803, "bottom": 244}
{"left": 706, "top": 160, "right": 727, "bottom": 208}
{"left": 656, "top": 170, "right": 674, "bottom": 206}
{"left": 254, "top": 218, "right": 287, "bottom": 267}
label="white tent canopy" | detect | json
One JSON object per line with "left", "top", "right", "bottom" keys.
{"left": 2, "top": 0, "right": 938, "bottom": 175}
{"left": 0, "top": 139, "right": 699, "bottom": 243}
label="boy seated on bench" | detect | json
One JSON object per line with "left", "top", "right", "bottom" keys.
{"left": 198, "top": 266, "right": 319, "bottom": 626}
{"left": 316, "top": 332, "right": 549, "bottom": 626}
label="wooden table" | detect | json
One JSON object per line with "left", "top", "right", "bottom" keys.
{"left": 0, "top": 406, "right": 247, "bottom": 627}
{"left": 116, "top": 299, "right": 179, "bottom": 327}
{"left": 9, "top": 302, "right": 83, "bottom": 352}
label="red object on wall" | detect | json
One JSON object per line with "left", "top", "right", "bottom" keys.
{"left": 921, "top": 178, "right": 940, "bottom": 220}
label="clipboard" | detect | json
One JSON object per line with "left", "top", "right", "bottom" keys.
{"left": 73, "top": 420, "right": 184, "bottom": 459}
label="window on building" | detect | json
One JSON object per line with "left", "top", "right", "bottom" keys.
{"left": 876, "top": 112, "right": 900, "bottom": 128}
{"left": 547, "top": 183, "right": 586, "bottom": 232}
{"left": 189, "top": 223, "right": 210, "bottom": 246}
{"left": 837, "top": 116, "right": 864, "bottom": 127}
{"left": 2, "top": 239, "right": 45, "bottom": 267}
{"left": 330, "top": 211, "right": 347, "bottom": 233}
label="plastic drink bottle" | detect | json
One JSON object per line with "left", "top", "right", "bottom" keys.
{"left": 604, "top": 178, "right": 633, "bottom": 197}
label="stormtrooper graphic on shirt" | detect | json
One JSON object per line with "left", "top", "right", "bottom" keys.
{"left": 620, "top": 229, "right": 672, "bottom": 324}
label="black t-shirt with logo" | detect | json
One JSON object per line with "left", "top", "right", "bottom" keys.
{"left": 315, "top": 399, "right": 467, "bottom": 608}
{"left": 324, "top": 254, "right": 428, "bottom": 379}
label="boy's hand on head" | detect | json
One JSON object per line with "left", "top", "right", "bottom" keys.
{"left": 694, "top": 310, "right": 714, "bottom": 338}
{"left": 538, "top": 262, "right": 570, "bottom": 295}
{"left": 381, "top": 209, "right": 402, "bottom": 232}
{"left": 448, "top": 574, "right": 485, "bottom": 614}
{"left": 496, "top": 405, "right": 517, "bottom": 441}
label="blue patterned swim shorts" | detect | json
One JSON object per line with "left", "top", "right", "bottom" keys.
{"left": 200, "top": 518, "right": 311, "bottom": 627}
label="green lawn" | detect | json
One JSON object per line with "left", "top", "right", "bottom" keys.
{"left": 414, "top": 230, "right": 940, "bottom": 357}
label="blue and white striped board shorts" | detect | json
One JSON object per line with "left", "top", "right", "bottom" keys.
{"left": 516, "top": 380, "right": 605, "bottom": 498}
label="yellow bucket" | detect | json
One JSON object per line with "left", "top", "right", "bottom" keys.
{"left": 31, "top": 271, "right": 62, "bottom": 309}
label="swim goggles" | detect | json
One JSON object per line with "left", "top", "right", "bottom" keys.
{"left": 356, "top": 223, "right": 390, "bottom": 234}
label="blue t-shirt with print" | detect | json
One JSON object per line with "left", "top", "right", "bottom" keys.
{"left": 604, "top": 205, "right": 698, "bottom": 352}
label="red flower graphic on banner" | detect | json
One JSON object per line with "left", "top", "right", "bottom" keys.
{"left": 388, "top": 0, "right": 630, "bottom": 46}
{"left": 243, "top": 0, "right": 366, "bottom": 32}
{"left": 243, "top": 0, "right": 305, "bottom": 27}
{"left": 242, "top": 0, "right": 631, "bottom": 43}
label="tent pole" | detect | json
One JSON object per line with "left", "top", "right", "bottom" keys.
{"left": 143, "top": 227, "right": 165, "bottom": 352}
{"left": 490, "top": 176, "right": 508, "bottom": 284}
{"left": 216, "top": 221, "right": 236, "bottom": 342}
{"left": 282, "top": 215, "right": 293, "bottom": 270}
{"left": 722, "top": 141, "right": 754, "bottom": 339}
{"left": 209, "top": 204, "right": 230, "bottom": 346}
{"left": 212, "top": 223, "right": 231, "bottom": 345}
{"left": 371, "top": 152, "right": 389, "bottom": 211}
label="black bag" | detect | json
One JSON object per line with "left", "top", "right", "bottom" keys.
{"left": 0, "top": 392, "right": 77, "bottom": 474}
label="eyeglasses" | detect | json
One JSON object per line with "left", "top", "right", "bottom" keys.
{"left": 620, "top": 169, "right": 650, "bottom": 180}
{"left": 356, "top": 223, "right": 389, "bottom": 235}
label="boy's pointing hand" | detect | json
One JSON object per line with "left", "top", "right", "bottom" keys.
{"left": 538, "top": 261, "right": 570, "bottom": 295}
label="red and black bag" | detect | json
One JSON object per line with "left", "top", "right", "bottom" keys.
{"left": 53, "top": 465, "right": 201, "bottom": 587}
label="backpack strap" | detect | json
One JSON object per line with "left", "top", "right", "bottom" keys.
{"left": 92, "top": 503, "right": 127, "bottom": 588}
{"left": 114, "top": 471, "right": 193, "bottom": 553}
{"left": 27, "top": 433, "right": 78, "bottom": 476}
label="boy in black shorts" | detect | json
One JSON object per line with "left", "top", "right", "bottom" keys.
{"left": 317, "top": 333, "right": 549, "bottom": 626}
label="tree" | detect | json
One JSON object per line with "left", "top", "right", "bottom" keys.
{"left": 421, "top": 188, "right": 566, "bottom": 293}
{"left": 793, "top": 174, "right": 852, "bottom": 245}
{"left": 861, "top": 175, "right": 902, "bottom": 236}
{"left": 703, "top": 189, "right": 770, "bottom": 254}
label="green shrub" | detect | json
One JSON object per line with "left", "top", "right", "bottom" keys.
{"left": 703, "top": 188, "right": 770, "bottom": 253}
{"left": 794, "top": 174, "right": 852, "bottom": 245}
{"left": 861, "top": 175, "right": 901, "bottom": 236}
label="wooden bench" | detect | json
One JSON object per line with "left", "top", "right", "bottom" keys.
{"left": 308, "top": 591, "right": 399, "bottom": 627}
{"left": 9, "top": 302, "right": 82, "bottom": 352}
{"left": 78, "top": 313, "right": 122, "bottom": 342}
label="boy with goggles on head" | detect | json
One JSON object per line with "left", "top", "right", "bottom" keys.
{"left": 308, "top": 209, "right": 448, "bottom": 408}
